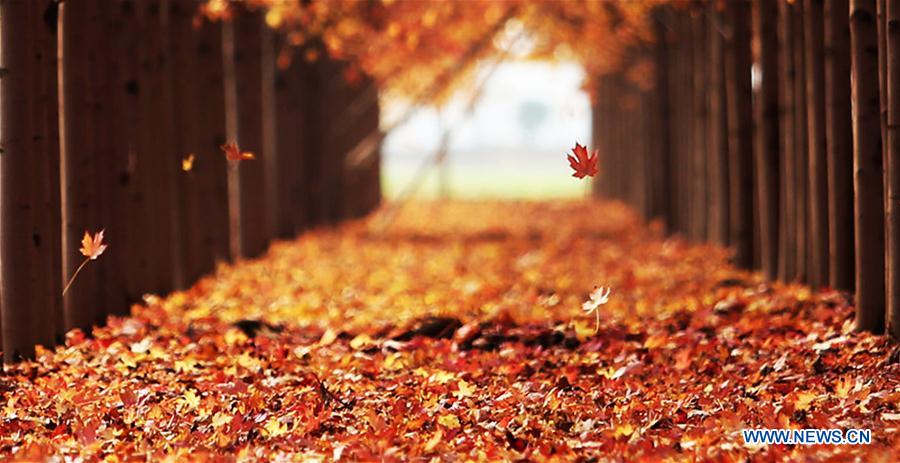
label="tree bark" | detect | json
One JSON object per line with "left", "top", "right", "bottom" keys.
{"left": 850, "top": 0, "right": 886, "bottom": 333}
{"left": 825, "top": 0, "right": 856, "bottom": 291}
{"left": 724, "top": 0, "right": 755, "bottom": 268}
{"left": 652, "top": 8, "right": 675, "bottom": 232}
{"left": 707, "top": 2, "right": 730, "bottom": 246}
{"left": 131, "top": 0, "right": 182, "bottom": 294}
{"left": 273, "top": 40, "right": 308, "bottom": 237}
{"left": 0, "top": 0, "right": 63, "bottom": 361}
{"left": 778, "top": 0, "right": 798, "bottom": 280}
{"left": 794, "top": 0, "right": 812, "bottom": 282}
{"left": 692, "top": 10, "right": 709, "bottom": 242}
{"left": 886, "top": 0, "right": 900, "bottom": 339}
{"left": 805, "top": 0, "right": 831, "bottom": 288}
{"left": 171, "top": 1, "right": 230, "bottom": 284}
{"left": 60, "top": 0, "right": 112, "bottom": 332}
{"left": 318, "top": 56, "right": 349, "bottom": 224}
{"left": 231, "top": 5, "right": 277, "bottom": 257}
{"left": 754, "top": 0, "right": 782, "bottom": 280}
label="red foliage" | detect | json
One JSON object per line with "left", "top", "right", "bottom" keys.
{"left": 567, "top": 142, "right": 599, "bottom": 179}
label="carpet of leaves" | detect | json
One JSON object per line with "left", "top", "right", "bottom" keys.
{"left": 2, "top": 201, "right": 899, "bottom": 462}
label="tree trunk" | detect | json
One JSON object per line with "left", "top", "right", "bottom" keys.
{"left": 675, "top": 12, "right": 694, "bottom": 237}
{"left": 805, "top": 0, "right": 831, "bottom": 288}
{"left": 274, "top": 41, "right": 308, "bottom": 237}
{"left": 886, "top": 0, "right": 900, "bottom": 339}
{"left": 692, "top": 10, "right": 710, "bottom": 242}
{"left": 60, "top": 0, "right": 112, "bottom": 332}
{"left": 0, "top": 0, "right": 63, "bottom": 361}
{"left": 171, "top": 1, "right": 230, "bottom": 284}
{"left": 754, "top": 0, "right": 782, "bottom": 280}
{"left": 132, "top": 0, "right": 182, "bottom": 294}
{"left": 850, "top": 0, "right": 886, "bottom": 333}
{"left": 319, "top": 57, "right": 349, "bottom": 224}
{"left": 778, "top": 0, "right": 798, "bottom": 280}
{"left": 707, "top": 2, "right": 730, "bottom": 246}
{"left": 794, "top": 0, "right": 812, "bottom": 282}
{"left": 724, "top": 0, "right": 755, "bottom": 268}
{"left": 825, "top": 0, "right": 856, "bottom": 291}
{"left": 652, "top": 8, "right": 675, "bottom": 232}
{"left": 231, "top": 6, "right": 277, "bottom": 257}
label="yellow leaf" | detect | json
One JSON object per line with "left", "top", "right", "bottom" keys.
{"left": 383, "top": 352, "right": 405, "bottom": 371}
{"left": 181, "top": 389, "right": 200, "bottom": 410}
{"left": 424, "top": 429, "right": 443, "bottom": 452}
{"left": 263, "top": 417, "right": 288, "bottom": 437}
{"left": 437, "top": 414, "right": 460, "bottom": 429}
{"left": 350, "top": 333, "right": 373, "bottom": 350}
{"left": 643, "top": 333, "right": 666, "bottom": 349}
{"left": 211, "top": 412, "right": 232, "bottom": 428}
{"left": 835, "top": 376, "right": 852, "bottom": 399}
{"left": 573, "top": 320, "right": 595, "bottom": 341}
{"left": 224, "top": 328, "right": 248, "bottom": 346}
{"left": 318, "top": 328, "right": 338, "bottom": 346}
{"left": 613, "top": 422, "right": 634, "bottom": 438}
{"left": 181, "top": 154, "right": 195, "bottom": 171}
{"left": 453, "top": 379, "right": 475, "bottom": 398}
{"left": 429, "top": 370, "right": 456, "bottom": 384}
{"left": 793, "top": 391, "right": 817, "bottom": 411}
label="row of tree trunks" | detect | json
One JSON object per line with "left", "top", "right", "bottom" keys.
{"left": 0, "top": 1, "right": 384, "bottom": 362}
{"left": 593, "top": 0, "right": 899, "bottom": 338}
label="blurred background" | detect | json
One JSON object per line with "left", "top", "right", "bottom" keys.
{"left": 381, "top": 60, "right": 591, "bottom": 199}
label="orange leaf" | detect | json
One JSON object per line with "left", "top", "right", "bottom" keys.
{"left": 182, "top": 154, "right": 196, "bottom": 171}
{"left": 79, "top": 230, "right": 108, "bottom": 260}
{"left": 221, "top": 142, "right": 256, "bottom": 162}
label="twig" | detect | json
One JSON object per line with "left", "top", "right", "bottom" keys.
{"left": 310, "top": 372, "right": 352, "bottom": 410}
{"left": 62, "top": 258, "right": 90, "bottom": 296}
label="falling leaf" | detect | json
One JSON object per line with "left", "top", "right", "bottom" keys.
{"left": 221, "top": 142, "right": 256, "bottom": 162}
{"left": 581, "top": 286, "right": 611, "bottom": 333}
{"left": 182, "top": 154, "right": 196, "bottom": 171}
{"left": 567, "top": 142, "right": 599, "bottom": 179}
{"left": 80, "top": 229, "right": 108, "bottom": 260}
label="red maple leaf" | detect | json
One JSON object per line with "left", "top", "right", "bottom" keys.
{"left": 567, "top": 142, "right": 599, "bottom": 179}
{"left": 221, "top": 142, "right": 256, "bottom": 162}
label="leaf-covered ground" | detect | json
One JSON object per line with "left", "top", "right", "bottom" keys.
{"left": 2, "top": 201, "right": 898, "bottom": 462}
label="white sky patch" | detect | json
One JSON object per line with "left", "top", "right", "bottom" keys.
{"left": 380, "top": 60, "right": 592, "bottom": 199}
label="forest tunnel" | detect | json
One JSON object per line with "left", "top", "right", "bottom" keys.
{"left": 1, "top": 0, "right": 899, "bottom": 359}
{"left": 2, "top": 0, "right": 900, "bottom": 460}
